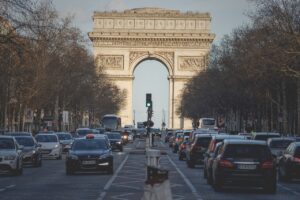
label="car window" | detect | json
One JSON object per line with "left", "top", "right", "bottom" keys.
{"left": 0, "top": 138, "right": 15, "bottom": 149}
{"left": 223, "top": 144, "right": 271, "bottom": 160}
{"left": 57, "top": 134, "right": 72, "bottom": 140}
{"left": 294, "top": 147, "right": 300, "bottom": 157}
{"left": 269, "top": 140, "right": 294, "bottom": 149}
{"left": 72, "top": 139, "right": 107, "bottom": 150}
{"left": 15, "top": 137, "right": 34, "bottom": 147}
{"left": 36, "top": 135, "right": 58, "bottom": 142}
{"left": 107, "top": 133, "right": 121, "bottom": 139}
{"left": 196, "top": 137, "right": 211, "bottom": 148}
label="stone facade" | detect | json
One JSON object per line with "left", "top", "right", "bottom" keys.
{"left": 89, "top": 7, "right": 215, "bottom": 129}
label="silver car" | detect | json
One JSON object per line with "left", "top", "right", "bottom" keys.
{"left": 0, "top": 136, "right": 24, "bottom": 175}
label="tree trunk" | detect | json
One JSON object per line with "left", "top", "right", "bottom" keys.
{"left": 282, "top": 80, "right": 288, "bottom": 135}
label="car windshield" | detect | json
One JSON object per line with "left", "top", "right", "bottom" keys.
{"left": 224, "top": 144, "right": 271, "bottom": 160}
{"left": 0, "top": 138, "right": 15, "bottom": 149}
{"left": 270, "top": 140, "right": 294, "bottom": 149}
{"left": 107, "top": 133, "right": 121, "bottom": 139}
{"left": 15, "top": 137, "right": 34, "bottom": 147}
{"left": 77, "top": 129, "right": 92, "bottom": 137}
{"left": 102, "top": 117, "right": 118, "bottom": 130}
{"left": 72, "top": 139, "right": 107, "bottom": 150}
{"left": 36, "top": 135, "right": 58, "bottom": 142}
{"left": 57, "top": 134, "right": 72, "bottom": 140}
{"left": 196, "top": 137, "right": 211, "bottom": 148}
{"left": 255, "top": 134, "right": 280, "bottom": 141}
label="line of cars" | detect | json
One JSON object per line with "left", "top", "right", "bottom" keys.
{"left": 166, "top": 129, "right": 300, "bottom": 193}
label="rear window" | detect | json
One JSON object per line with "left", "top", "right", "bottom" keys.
{"left": 223, "top": 144, "right": 271, "bottom": 160}
{"left": 254, "top": 134, "right": 280, "bottom": 141}
{"left": 203, "top": 119, "right": 215, "bottom": 125}
{"left": 270, "top": 140, "right": 294, "bottom": 149}
{"left": 196, "top": 137, "right": 212, "bottom": 148}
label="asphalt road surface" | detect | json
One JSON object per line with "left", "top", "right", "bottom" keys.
{"left": 1, "top": 137, "right": 300, "bottom": 200}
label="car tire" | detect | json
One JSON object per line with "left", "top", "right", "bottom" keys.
{"left": 108, "top": 162, "right": 114, "bottom": 174}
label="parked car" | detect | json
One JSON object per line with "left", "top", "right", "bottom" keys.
{"left": 204, "top": 134, "right": 246, "bottom": 184}
{"left": 106, "top": 132, "right": 123, "bottom": 152}
{"left": 278, "top": 142, "right": 300, "bottom": 181}
{"left": 0, "top": 136, "right": 23, "bottom": 175}
{"left": 252, "top": 132, "right": 280, "bottom": 141}
{"left": 267, "top": 137, "right": 295, "bottom": 159}
{"left": 35, "top": 134, "right": 62, "bottom": 159}
{"left": 56, "top": 132, "right": 73, "bottom": 153}
{"left": 65, "top": 134, "right": 113, "bottom": 175}
{"left": 186, "top": 134, "right": 213, "bottom": 168}
{"left": 14, "top": 136, "right": 42, "bottom": 167}
{"left": 211, "top": 139, "right": 277, "bottom": 193}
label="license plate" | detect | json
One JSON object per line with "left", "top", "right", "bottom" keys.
{"left": 238, "top": 164, "right": 256, "bottom": 170}
{"left": 82, "top": 160, "right": 96, "bottom": 165}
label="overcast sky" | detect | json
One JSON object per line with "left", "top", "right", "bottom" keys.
{"left": 52, "top": 0, "right": 254, "bottom": 128}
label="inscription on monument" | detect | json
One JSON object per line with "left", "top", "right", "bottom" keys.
{"left": 96, "top": 55, "right": 124, "bottom": 70}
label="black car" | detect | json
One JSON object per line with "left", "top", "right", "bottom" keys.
{"left": 14, "top": 136, "right": 42, "bottom": 167}
{"left": 211, "top": 139, "right": 276, "bottom": 193}
{"left": 106, "top": 132, "right": 123, "bottom": 152}
{"left": 65, "top": 134, "right": 113, "bottom": 175}
{"left": 278, "top": 142, "right": 300, "bottom": 181}
{"left": 186, "top": 134, "right": 212, "bottom": 168}
{"left": 204, "top": 135, "right": 246, "bottom": 184}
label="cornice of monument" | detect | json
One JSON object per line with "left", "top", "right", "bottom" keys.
{"left": 93, "top": 7, "right": 211, "bottom": 19}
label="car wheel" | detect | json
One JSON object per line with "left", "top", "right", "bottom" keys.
{"left": 108, "top": 162, "right": 114, "bottom": 174}
{"left": 264, "top": 181, "right": 277, "bottom": 194}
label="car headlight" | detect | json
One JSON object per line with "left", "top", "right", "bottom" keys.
{"left": 32, "top": 150, "right": 36, "bottom": 154}
{"left": 116, "top": 141, "right": 121, "bottom": 144}
{"left": 69, "top": 154, "right": 78, "bottom": 160}
{"left": 99, "top": 154, "right": 110, "bottom": 159}
{"left": 4, "top": 155, "right": 16, "bottom": 160}
{"left": 55, "top": 144, "right": 59, "bottom": 148}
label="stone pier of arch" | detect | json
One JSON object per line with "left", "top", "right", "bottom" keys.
{"left": 89, "top": 8, "right": 215, "bottom": 129}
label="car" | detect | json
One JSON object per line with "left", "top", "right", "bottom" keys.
{"left": 0, "top": 136, "right": 24, "bottom": 175}
{"left": 14, "top": 136, "right": 42, "bottom": 167}
{"left": 278, "top": 142, "right": 300, "bottom": 181}
{"left": 252, "top": 132, "right": 280, "bottom": 141}
{"left": 106, "top": 132, "right": 123, "bottom": 152}
{"left": 56, "top": 132, "right": 73, "bottom": 153}
{"left": 35, "top": 134, "right": 62, "bottom": 159}
{"left": 205, "top": 142, "right": 223, "bottom": 185}
{"left": 204, "top": 134, "right": 246, "bottom": 184}
{"left": 172, "top": 131, "right": 184, "bottom": 153}
{"left": 238, "top": 132, "right": 252, "bottom": 139}
{"left": 165, "top": 130, "right": 174, "bottom": 143}
{"left": 185, "top": 134, "right": 213, "bottom": 168}
{"left": 5, "top": 132, "right": 33, "bottom": 137}
{"left": 121, "top": 131, "right": 130, "bottom": 144}
{"left": 65, "top": 134, "right": 113, "bottom": 175}
{"left": 189, "top": 128, "right": 210, "bottom": 143}
{"left": 75, "top": 128, "right": 93, "bottom": 138}
{"left": 267, "top": 137, "right": 295, "bottom": 159}
{"left": 211, "top": 139, "right": 277, "bottom": 193}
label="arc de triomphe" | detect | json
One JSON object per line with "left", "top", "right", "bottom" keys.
{"left": 89, "top": 8, "right": 215, "bottom": 129}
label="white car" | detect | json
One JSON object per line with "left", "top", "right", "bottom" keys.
{"left": 35, "top": 134, "right": 62, "bottom": 159}
{"left": 0, "top": 136, "right": 23, "bottom": 175}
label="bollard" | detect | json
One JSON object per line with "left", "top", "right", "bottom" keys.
{"left": 146, "top": 149, "right": 161, "bottom": 167}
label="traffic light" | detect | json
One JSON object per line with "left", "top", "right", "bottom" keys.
{"left": 146, "top": 93, "right": 152, "bottom": 108}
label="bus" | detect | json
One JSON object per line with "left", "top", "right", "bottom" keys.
{"left": 198, "top": 118, "right": 216, "bottom": 130}
{"left": 101, "top": 114, "right": 122, "bottom": 131}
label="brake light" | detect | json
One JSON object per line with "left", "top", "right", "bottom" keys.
{"left": 261, "top": 161, "right": 274, "bottom": 169}
{"left": 292, "top": 157, "right": 300, "bottom": 163}
{"left": 86, "top": 134, "right": 94, "bottom": 139}
{"left": 219, "top": 159, "right": 234, "bottom": 168}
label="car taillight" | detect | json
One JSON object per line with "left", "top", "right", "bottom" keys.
{"left": 219, "top": 159, "right": 234, "bottom": 168}
{"left": 292, "top": 157, "right": 300, "bottom": 163}
{"left": 261, "top": 161, "right": 274, "bottom": 169}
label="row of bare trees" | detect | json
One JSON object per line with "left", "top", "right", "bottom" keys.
{"left": 0, "top": 0, "right": 125, "bottom": 132}
{"left": 179, "top": 0, "right": 300, "bottom": 134}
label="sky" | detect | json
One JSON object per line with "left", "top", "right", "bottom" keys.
{"left": 52, "top": 0, "right": 254, "bottom": 128}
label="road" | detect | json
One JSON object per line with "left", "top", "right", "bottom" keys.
{"left": 1, "top": 137, "right": 300, "bottom": 200}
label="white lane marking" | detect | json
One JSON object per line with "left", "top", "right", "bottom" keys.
{"left": 167, "top": 155, "right": 204, "bottom": 200}
{"left": 278, "top": 183, "right": 300, "bottom": 196}
{"left": 97, "top": 154, "right": 129, "bottom": 200}
{"left": 0, "top": 184, "right": 16, "bottom": 193}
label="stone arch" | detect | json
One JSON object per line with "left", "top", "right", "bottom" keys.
{"left": 129, "top": 52, "right": 174, "bottom": 76}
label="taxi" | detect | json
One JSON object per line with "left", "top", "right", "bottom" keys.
{"left": 65, "top": 134, "right": 113, "bottom": 175}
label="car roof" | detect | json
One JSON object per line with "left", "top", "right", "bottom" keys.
{"left": 195, "top": 134, "right": 213, "bottom": 138}
{"left": 212, "top": 135, "right": 246, "bottom": 140}
{"left": 36, "top": 133, "right": 57, "bottom": 136}
{"left": 0, "top": 135, "right": 15, "bottom": 139}
{"left": 252, "top": 132, "right": 280, "bottom": 136}
{"left": 55, "top": 132, "right": 71, "bottom": 135}
{"left": 224, "top": 139, "right": 267, "bottom": 145}
{"left": 267, "top": 137, "right": 295, "bottom": 141}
